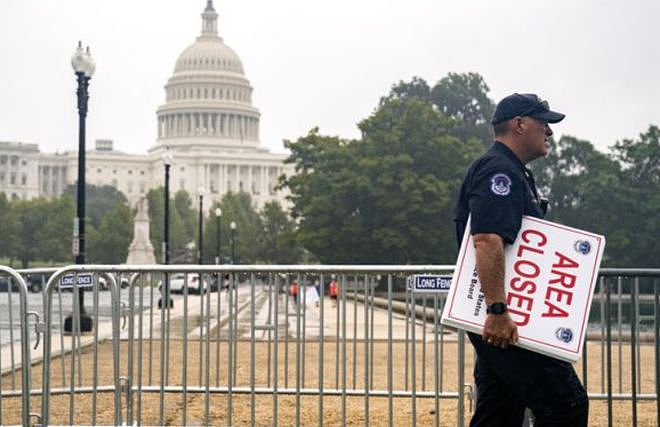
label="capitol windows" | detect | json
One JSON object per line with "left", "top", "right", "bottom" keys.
{"left": 21, "top": 174, "right": 26, "bottom": 186}
{"left": 10, "top": 156, "right": 18, "bottom": 166}
{"left": 140, "top": 182, "right": 145, "bottom": 194}
{"left": 179, "top": 179, "right": 185, "bottom": 190}
{"left": 127, "top": 181, "right": 133, "bottom": 194}
{"left": 0, "top": 155, "right": 6, "bottom": 165}
{"left": 128, "top": 170, "right": 133, "bottom": 175}
{"left": 97, "top": 168, "right": 102, "bottom": 174}
{"left": 0, "top": 172, "right": 4, "bottom": 182}
{"left": 10, "top": 173, "right": 16, "bottom": 185}
{"left": 112, "top": 179, "right": 118, "bottom": 188}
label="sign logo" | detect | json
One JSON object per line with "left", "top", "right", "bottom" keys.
{"left": 490, "top": 173, "right": 512, "bottom": 196}
{"left": 555, "top": 327, "right": 574, "bottom": 343}
{"left": 573, "top": 240, "right": 591, "bottom": 255}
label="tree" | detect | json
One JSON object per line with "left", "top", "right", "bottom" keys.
{"left": 281, "top": 98, "right": 482, "bottom": 264}
{"left": 64, "top": 183, "right": 127, "bottom": 229}
{"left": 146, "top": 187, "right": 196, "bottom": 262}
{"left": 37, "top": 196, "right": 75, "bottom": 264}
{"left": 609, "top": 126, "right": 660, "bottom": 266}
{"left": 259, "top": 201, "right": 303, "bottom": 264}
{"left": 206, "top": 192, "right": 264, "bottom": 264}
{"left": 379, "top": 76, "right": 431, "bottom": 105}
{"left": 430, "top": 72, "right": 495, "bottom": 148}
{"left": 88, "top": 203, "right": 134, "bottom": 263}
{"left": 0, "top": 194, "right": 19, "bottom": 263}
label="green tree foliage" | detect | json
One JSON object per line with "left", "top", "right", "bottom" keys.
{"left": 259, "top": 201, "right": 303, "bottom": 264}
{"left": 64, "top": 184, "right": 127, "bottom": 228}
{"left": 204, "top": 192, "right": 264, "bottom": 264}
{"left": 610, "top": 126, "right": 660, "bottom": 266}
{"left": 1, "top": 196, "right": 74, "bottom": 267}
{"left": 281, "top": 97, "right": 482, "bottom": 264}
{"left": 38, "top": 196, "right": 75, "bottom": 264}
{"left": 146, "top": 187, "right": 196, "bottom": 262}
{"left": 382, "top": 73, "right": 496, "bottom": 149}
{"left": 88, "top": 203, "right": 134, "bottom": 263}
{"left": 430, "top": 72, "right": 495, "bottom": 148}
{"left": 0, "top": 194, "right": 19, "bottom": 262}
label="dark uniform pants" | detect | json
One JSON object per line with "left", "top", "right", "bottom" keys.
{"left": 468, "top": 333, "right": 588, "bottom": 427}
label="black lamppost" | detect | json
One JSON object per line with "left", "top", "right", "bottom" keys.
{"left": 65, "top": 41, "right": 95, "bottom": 333}
{"left": 159, "top": 151, "right": 173, "bottom": 309}
{"left": 214, "top": 208, "right": 222, "bottom": 264}
{"left": 230, "top": 221, "right": 237, "bottom": 264}
{"left": 198, "top": 187, "right": 205, "bottom": 265}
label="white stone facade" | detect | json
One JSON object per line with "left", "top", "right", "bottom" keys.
{"left": 0, "top": 1, "right": 291, "bottom": 211}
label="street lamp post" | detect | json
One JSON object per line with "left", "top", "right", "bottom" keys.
{"left": 65, "top": 41, "right": 95, "bottom": 333}
{"left": 230, "top": 221, "right": 237, "bottom": 264}
{"left": 215, "top": 208, "right": 222, "bottom": 264}
{"left": 198, "top": 187, "right": 205, "bottom": 265}
{"left": 158, "top": 152, "right": 173, "bottom": 309}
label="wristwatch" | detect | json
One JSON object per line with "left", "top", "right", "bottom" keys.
{"left": 486, "top": 302, "right": 508, "bottom": 315}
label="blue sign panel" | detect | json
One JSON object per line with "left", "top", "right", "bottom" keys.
{"left": 407, "top": 275, "right": 452, "bottom": 293}
{"left": 59, "top": 273, "right": 94, "bottom": 288}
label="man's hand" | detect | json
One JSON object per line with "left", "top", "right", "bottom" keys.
{"left": 483, "top": 313, "right": 519, "bottom": 349}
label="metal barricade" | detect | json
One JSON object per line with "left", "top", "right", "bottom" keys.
{"left": 0, "top": 266, "right": 39, "bottom": 427}
{"left": 1, "top": 265, "right": 658, "bottom": 426}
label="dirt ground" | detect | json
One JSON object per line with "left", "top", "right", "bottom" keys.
{"left": 0, "top": 339, "right": 657, "bottom": 426}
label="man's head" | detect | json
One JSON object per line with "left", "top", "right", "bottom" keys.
{"left": 492, "top": 93, "right": 565, "bottom": 163}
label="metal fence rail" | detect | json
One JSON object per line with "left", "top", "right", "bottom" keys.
{"left": 0, "top": 266, "right": 37, "bottom": 427}
{"left": 0, "top": 265, "right": 657, "bottom": 426}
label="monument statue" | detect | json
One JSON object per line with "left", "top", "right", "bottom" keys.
{"left": 126, "top": 197, "right": 156, "bottom": 264}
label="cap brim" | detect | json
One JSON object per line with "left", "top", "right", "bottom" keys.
{"left": 530, "top": 110, "right": 565, "bottom": 124}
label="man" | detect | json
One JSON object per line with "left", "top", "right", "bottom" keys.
{"left": 453, "top": 93, "right": 589, "bottom": 426}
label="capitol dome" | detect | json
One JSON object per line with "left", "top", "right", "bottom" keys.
{"left": 174, "top": 40, "right": 245, "bottom": 75}
{"left": 153, "top": 0, "right": 260, "bottom": 151}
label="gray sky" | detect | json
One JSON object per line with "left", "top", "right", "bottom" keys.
{"left": 1, "top": 0, "right": 659, "bottom": 156}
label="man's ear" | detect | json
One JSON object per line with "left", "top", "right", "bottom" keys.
{"left": 513, "top": 117, "right": 526, "bottom": 135}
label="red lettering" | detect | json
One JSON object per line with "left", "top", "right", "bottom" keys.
{"left": 514, "top": 260, "right": 540, "bottom": 279}
{"left": 508, "top": 307, "right": 531, "bottom": 326}
{"left": 509, "top": 277, "right": 536, "bottom": 294}
{"left": 552, "top": 251, "right": 579, "bottom": 269}
{"left": 521, "top": 229, "right": 547, "bottom": 247}
{"left": 545, "top": 286, "right": 573, "bottom": 306}
{"left": 507, "top": 292, "right": 534, "bottom": 312}
{"left": 542, "top": 301, "right": 569, "bottom": 318}
{"left": 549, "top": 269, "right": 577, "bottom": 289}
{"left": 517, "top": 243, "right": 544, "bottom": 257}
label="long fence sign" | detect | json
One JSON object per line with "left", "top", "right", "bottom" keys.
{"left": 441, "top": 215, "right": 605, "bottom": 362}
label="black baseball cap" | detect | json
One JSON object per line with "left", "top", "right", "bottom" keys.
{"left": 491, "top": 93, "right": 565, "bottom": 125}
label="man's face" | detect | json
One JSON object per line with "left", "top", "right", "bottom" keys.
{"left": 522, "top": 117, "right": 552, "bottom": 159}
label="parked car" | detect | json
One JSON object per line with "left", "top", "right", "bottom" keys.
{"left": 0, "top": 277, "right": 20, "bottom": 292}
{"left": 26, "top": 275, "right": 47, "bottom": 293}
{"left": 158, "top": 273, "right": 212, "bottom": 295}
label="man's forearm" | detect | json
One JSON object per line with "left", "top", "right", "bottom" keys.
{"left": 473, "top": 233, "right": 506, "bottom": 305}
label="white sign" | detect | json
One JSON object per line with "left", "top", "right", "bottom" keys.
{"left": 407, "top": 275, "right": 452, "bottom": 293}
{"left": 59, "top": 273, "right": 94, "bottom": 289}
{"left": 441, "top": 216, "right": 605, "bottom": 362}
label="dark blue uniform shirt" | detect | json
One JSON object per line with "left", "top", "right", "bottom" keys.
{"left": 454, "top": 141, "right": 546, "bottom": 246}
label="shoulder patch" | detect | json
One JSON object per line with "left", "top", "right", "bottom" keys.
{"left": 490, "top": 173, "right": 512, "bottom": 196}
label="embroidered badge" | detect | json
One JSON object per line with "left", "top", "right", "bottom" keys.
{"left": 490, "top": 173, "right": 512, "bottom": 196}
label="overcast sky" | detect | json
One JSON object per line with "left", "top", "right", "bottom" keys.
{"left": 1, "top": 0, "right": 659, "bottom": 156}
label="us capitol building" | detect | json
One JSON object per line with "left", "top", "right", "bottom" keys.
{"left": 0, "top": 1, "right": 291, "bottom": 210}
